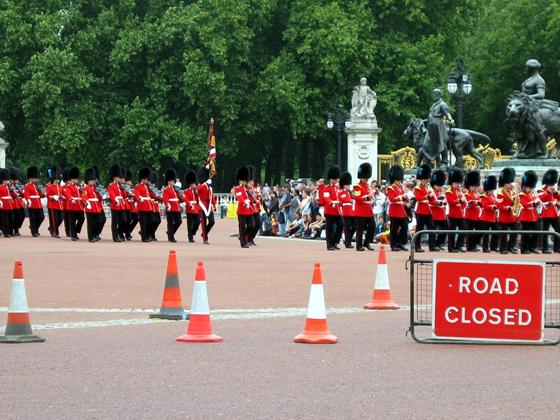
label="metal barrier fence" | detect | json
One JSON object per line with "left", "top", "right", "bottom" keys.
{"left": 408, "top": 230, "right": 560, "bottom": 345}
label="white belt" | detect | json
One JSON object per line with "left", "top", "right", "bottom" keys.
{"left": 88, "top": 198, "right": 99, "bottom": 202}
{"left": 29, "top": 195, "right": 40, "bottom": 198}
{"left": 1, "top": 196, "right": 12, "bottom": 199}
{"left": 169, "top": 198, "right": 179, "bottom": 202}
{"left": 115, "top": 196, "right": 123, "bottom": 199}
{"left": 342, "top": 203, "right": 352, "bottom": 207}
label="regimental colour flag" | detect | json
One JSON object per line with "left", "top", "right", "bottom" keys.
{"left": 206, "top": 117, "right": 217, "bottom": 178}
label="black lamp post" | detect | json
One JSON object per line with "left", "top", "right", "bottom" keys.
{"left": 447, "top": 59, "right": 472, "bottom": 128}
{"left": 327, "top": 104, "right": 351, "bottom": 168}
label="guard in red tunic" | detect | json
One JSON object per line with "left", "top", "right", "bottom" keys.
{"left": 107, "top": 165, "right": 126, "bottom": 242}
{"left": 339, "top": 171, "right": 355, "bottom": 249}
{"left": 149, "top": 171, "right": 162, "bottom": 241}
{"left": 414, "top": 164, "right": 437, "bottom": 252}
{"left": 480, "top": 176, "right": 500, "bottom": 253}
{"left": 82, "top": 168, "right": 104, "bottom": 242}
{"left": 45, "top": 167, "right": 63, "bottom": 238}
{"left": 386, "top": 164, "right": 409, "bottom": 251}
{"left": 24, "top": 166, "right": 45, "bottom": 237}
{"left": 61, "top": 167, "right": 71, "bottom": 237}
{"left": 429, "top": 169, "right": 448, "bottom": 250}
{"left": 197, "top": 167, "right": 216, "bottom": 244}
{"left": 134, "top": 168, "right": 153, "bottom": 242}
{"left": 464, "top": 170, "right": 482, "bottom": 251}
{"left": 497, "top": 167, "right": 518, "bottom": 254}
{"left": 9, "top": 168, "right": 25, "bottom": 236}
{"left": 519, "top": 170, "right": 539, "bottom": 254}
{"left": 353, "top": 163, "right": 376, "bottom": 251}
{"left": 163, "top": 168, "right": 182, "bottom": 243}
{"left": 124, "top": 169, "right": 137, "bottom": 240}
{"left": 538, "top": 169, "right": 559, "bottom": 253}
{"left": 0, "top": 168, "right": 14, "bottom": 237}
{"left": 183, "top": 170, "right": 200, "bottom": 243}
{"left": 234, "top": 166, "right": 254, "bottom": 248}
{"left": 63, "top": 167, "right": 84, "bottom": 241}
{"left": 446, "top": 167, "right": 466, "bottom": 253}
{"left": 247, "top": 165, "right": 262, "bottom": 246}
{"left": 323, "top": 165, "right": 343, "bottom": 251}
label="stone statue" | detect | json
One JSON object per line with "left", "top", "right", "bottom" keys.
{"left": 351, "top": 77, "right": 377, "bottom": 118}
{"left": 421, "top": 89, "right": 452, "bottom": 167}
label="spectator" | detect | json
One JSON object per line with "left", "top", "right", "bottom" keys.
{"left": 220, "top": 196, "right": 228, "bottom": 219}
{"left": 288, "top": 189, "right": 300, "bottom": 222}
{"left": 299, "top": 189, "right": 312, "bottom": 217}
{"left": 374, "top": 186, "right": 387, "bottom": 224}
{"left": 307, "top": 214, "right": 325, "bottom": 239}
{"left": 374, "top": 216, "right": 386, "bottom": 243}
{"left": 286, "top": 212, "right": 305, "bottom": 237}
{"left": 268, "top": 192, "right": 279, "bottom": 216}
{"left": 279, "top": 186, "right": 291, "bottom": 235}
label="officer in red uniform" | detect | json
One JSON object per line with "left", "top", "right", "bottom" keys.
{"left": 183, "top": 170, "right": 201, "bottom": 243}
{"left": 323, "top": 165, "right": 343, "bottom": 251}
{"left": 163, "top": 168, "right": 182, "bottom": 243}
{"left": 247, "top": 165, "right": 262, "bottom": 246}
{"left": 61, "top": 167, "right": 72, "bottom": 237}
{"left": 82, "top": 168, "right": 104, "bottom": 242}
{"left": 386, "top": 164, "right": 409, "bottom": 251}
{"left": 519, "top": 170, "right": 539, "bottom": 254}
{"left": 148, "top": 171, "right": 162, "bottom": 241}
{"left": 23, "top": 166, "right": 45, "bottom": 237}
{"left": 134, "top": 168, "right": 153, "bottom": 242}
{"left": 413, "top": 164, "right": 437, "bottom": 252}
{"left": 339, "top": 171, "right": 355, "bottom": 249}
{"left": 480, "top": 175, "right": 500, "bottom": 253}
{"left": 235, "top": 166, "right": 254, "bottom": 248}
{"left": 9, "top": 168, "right": 25, "bottom": 236}
{"left": 538, "top": 169, "right": 559, "bottom": 253}
{"left": 353, "top": 163, "right": 376, "bottom": 251}
{"left": 107, "top": 165, "right": 127, "bottom": 242}
{"left": 446, "top": 167, "right": 466, "bottom": 253}
{"left": 45, "top": 167, "right": 63, "bottom": 238}
{"left": 464, "top": 170, "right": 482, "bottom": 251}
{"left": 197, "top": 167, "right": 216, "bottom": 244}
{"left": 63, "top": 167, "right": 84, "bottom": 241}
{"left": 124, "top": 169, "right": 137, "bottom": 240}
{"left": 429, "top": 169, "right": 448, "bottom": 250}
{"left": 497, "top": 167, "right": 518, "bottom": 254}
{"left": 0, "top": 168, "right": 14, "bottom": 237}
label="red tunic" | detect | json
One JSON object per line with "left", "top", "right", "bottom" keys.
{"left": 45, "top": 183, "right": 64, "bottom": 211}
{"left": 82, "top": 186, "right": 103, "bottom": 213}
{"left": 323, "top": 184, "right": 341, "bottom": 216}
{"left": 386, "top": 184, "right": 407, "bottom": 219}
{"left": 414, "top": 184, "right": 431, "bottom": 216}
{"left": 197, "top": 183, "right": 215, "bottom": 216}
{"left": 184, "top": 189, "right": 200, "bottom": 214}
{"left": 108, "top": 182, "right": 125, "bottom": 211}
{"left": 429, "top": 188, "right": 447, "bottom": 221}
{"left": 480, "top": 193, "right": 497, "bottom": 223}
{"left": 10, "top": 184, "right": 23, "bottom": 209}
{"left": 339, "top": 189, "right": 355, "bottom": 217}
{"left": 497, "top": 188, "right": 517, "bottom": 224}
{"left": 464, "top": 190, "right": 481, "bottom": 221}
{"left": 353, "top": 181, "right": 373, "bottom": 218}
{"left": 519, "top": 191, "right": 539, "bottom": 222}
{"left": 63, "top": 183, "right": 84, "bottom": 211}
{"left": 538, "top": 187, "right": 558, "bottom": 219}
{"left": 163, "top": 186, "right": 181, "bottom": 213}
{"left": 235, "top": 185, "right": 253, "bottom": 216}
{"left": 134, "top": 183, "right": 152, "bottom": 212}
{"left": 317, "top": 184, "right": 326, "bottom": 207}
{"left": 446, "top": 187, "right": 465, "bottom": 219}
{"left": 0, "top": 184, "right": 14, "bottom": 210}
{"left": 23, "top": 182, "right": 44, "bottom": 209}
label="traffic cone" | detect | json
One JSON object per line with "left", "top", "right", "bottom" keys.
{"left": 293, "top": 263, "right": 337, "bottom": 344}
{"left": 364, "top": 246, "right": 400, "bottom": 310}
{"left": 176, "top": 261, "right": 223, "bottom": 343}
{"left": 150, "top": 250, "right": 188, "bottom": 320}
{"left": 0, "top": 261, "right": 45, "bottom": 343}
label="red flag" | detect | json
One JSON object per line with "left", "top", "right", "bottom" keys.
{"left": 206, "top": 117, "right": 216, "bottom": 178}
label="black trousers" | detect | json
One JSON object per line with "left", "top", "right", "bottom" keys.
{"left": 68, "top": 210, "right": 85, "bottom": 239}
{"left": 186, "top": 213, "right": 201, "bottom": 241}
{"left": 343, "top": 216, "right": 356, "bottom": 247}
{"left": 433, "top": 219, "right": 449, "bottom": 247}
{"left": 250, "top": 213, "right": 262, "bottom": 241}
{"left": 448, "top": 217, "right": 465, "bottom": 251}
{"left": 166, "top": 211, "right": 182, "bottom": 241}
{"left": 390, "top": 217, "right": 408, "bottom": 249}
{"left": 128, "top": 211, "right": 138, "bottom": 238}
{"left": 151, "top": 211, "right": 161, "bottom": 240}
{"left": 541, "top": 218, "right": 560, "bottom": 252}
{"left": 200, "top": 212, "right": 215, "bottom": 241}
{"left": 1, "top": 210, "right": 14, "bottom": 237}
{"left": 99, "top": 211, "right": 107, "bottom": 237}
{"left": 238, "top": 214, "right": 255, "bottom": 246}
{"left": 499, "top": 222, "right": 518, "bottom": 252}
{"left": 521, "top": 221, "right": 539, "bottom": 252}
{"left": 86, "top": 212, "right": 104, "bottom": 241}
{"left": 415, "top": 213, "right": 436, "bottom": 250}
{"left": 13, "top": 208, "right": 25, "bottom": 234}
{"left": 325, "top": 215, "right": 343, "bottom": 248}
{"left": 48, "top": 209, "right": 63, "bottom": 237}
{"left": 111, "top": 210, "right": 127, "bottom": 241}
{"left": 480, "top": 221, "right": 500, "bottom": 251}
{"left": 63, "top": 210, "right": 71, "bottom": 237}
{"left": 356, "top": 216, "right": 375, "bottom": 249}
{"left": 28, "top": 208, "right": 45, "bottom": 235}
{"left": 465, "top": 219, "right": 481, "bottom": 250}
{"left": 138, "top": 211, "right": 152, "bottom": 241}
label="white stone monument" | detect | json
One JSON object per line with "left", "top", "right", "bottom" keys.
{"left": 345, "top": 78, "right": 381, "bottom": 180}
{"left": 0, "top": 121, "right": 7, "bottom": 168}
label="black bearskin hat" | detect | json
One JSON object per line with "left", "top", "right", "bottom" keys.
{"left": 498, "top": 167, "right": 516, "bottom": 187}
{"left": 246, "top": 165, "right": 256, "bottom": 182}
{"left": 9, "top": 167, "right": 22, "bottom": 181}
{"left": 165, "top": 168, "right": 177, "bottom": 182}
{"left": 61, "top": 167, "right": 71, "bottom": 182}
{"left": 150, "top": 170, "right": 159, "bottom": 185}
{"left": 357, "top": 162, "right": 372, "bottom": 179}
{"left": 46, "top": 167, "right": 60, "bottom": 182}
{"left": 339, "top": 171, "right": 352, "bottom": 187}
{"left": 465, "top": 170, "right": 481, "bottom": 188}
{"left": 184, "top": 170, "right": 197, "bottom": 186}
{"left": 389, "top": 164, "right": 404, "bottom": 183}
{"left": 92, "top": 166, "right": 100, "bottom": 181}
{"left": 448, "top": 167, "right": 464, "bottom": 184}
{"left": 27, "top": 166, "right": 40, "bottom": 179}
{"left": 197, "top": 166, "right": 210, "bottom": 183}
{"left": 521, "top": 170, "right": 538, "bottom": 189}
{"left": 68, "top": 166, "right": 80, "bottom": 180}
{"left": 138, "top": 167, "right": 151, "bottom": 181}
{"left": 236, "top": 166, "right": 250, "bottom": 182}
{"left": 108, "top": 164, "right": 122, "bottom": 180}
{"left": 483, "top": 176, "right": 497, "bottom": 192}
{"left": 125, "top": 168, "right": 133, "bottom": 182}
{"left": 0, "top": 168, "right": 9, "bottom": 182}
{"left": 542, "top": 169, "right": 558, "bottom": 186}
{"left": 327, "top": 165, "right": 341, "bottom": 180}
{"left": 84, "top": 168, "right": 96, "bottom": 182}
{"left": 416, "top": 164, "right": 432, "bottom": 180}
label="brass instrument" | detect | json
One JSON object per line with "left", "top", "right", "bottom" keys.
{"left": 511, "top": 187, "right": 522, "bottom": 218}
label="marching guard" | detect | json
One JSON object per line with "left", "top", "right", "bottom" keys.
{"left": 386, "top": 164, "right": 409, "bottom": 252}
{"left": 45, "top": 167, "right": 64, "bottom": 238}
{"left": 9, "top": 168, "right": 25, "bottom": 236}
{"left": 163, "top": 168, "right": 182, "bottom": 243}
{"left": 247, "top": 165, "right": 262, "bottom": 246}
{"left": 63, "top": 167, "right": 84, "bottom": 241}
{"left": 464, "top": 170, "right": 482, "bottom": 251}
{"left": 497, "top": 167, "right": 518, "bottom": 254}
{"left": 82, "top": 167, "right": 104, "bottom": 242}
{"left": 0, "top": 168, "right": 14, "bottom": 237}
{"left": 197, "top": 167, "right": 216, "bottom": 244}
{"left": 134, "top": 168, "right": 153, "bottom": 242}
{"left": 183, "top": 170, "right": 201, "bottom": 243}
{"left": 323, "top": 165, "right": 343, "bottom": 251}
{"left": 353, "top": 163, "right": 376, "bottom": 252}
{"left": 429, "top": 169, "right": 448, "bottom": 250}
{"left": 446, "top": 167, "right": 466, "bottom": 253}
{"left": 414, "top": 164, "right": 437, "bottom": 252}
{"left": 519, "top": 170, "right": 540, "bottom": 254}
{"left": 338, "top": 171, "right": 355, "bottom": 249}
{"left": 480, "top": 175, "right": 500, "bottom": 252}
{"left": 108, "top": 165, "right": 127, "bottom": 242}
{"left": 234, "top": 166, "right": 254, "bottom": 248}
{"left": 24, "top": 166, "right": 45, "bottom": 237}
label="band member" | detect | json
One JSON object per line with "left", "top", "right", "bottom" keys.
{"left": 108, "top": 165, "right": 126, "bottom": 242}
{"left": 446, "top": 167, "right": 466, "bottom": 253}
{"left": 497, "top": 167, "right": 518, "bottom": 254}
{"left": 0, "top": 168, "right": 14, "bottom": 237}
{"left": 24, "top": 166, "right": 45, "bottom": 237}
{"left": 353, "top": 163, "right": 376, "bottom": 251}
{"left": 9, "top": 168, "right": 25, "bottom": 236}
{"left": 45, "top": 167, "right": 63, "bottom": 238}
{"left": 413, "top": 164, "right": 437, "bottom": 252}
{"left": 480, "top": 175, "right": 500, "bottom": 253}
{"left": 538, "top": 169, "right": 559, "bottom": 253}
{"left": 125, "top": 169, "right": 137, "bottom": 240}
{"left": 247, "top": 165, "right": 262, "bottom": 246}
{"left": 197, "top": 166, "right": 216, "bottom": 244}
{"left": 464, "top": 170, "right": 482, "bottom": 251}
{"left": 429, "top": 169, "right": 447, "bottom": 250}
{"left": 163, "top": 168, "right": 182, "bottom": 243}
{"left": 82, "top": 168, "right": 104, "bottom": 242}
{"left": 93, "top": 166, "right": 107, "bottom": 237}
{"left": 386, "top": 164, "right": 409, "bottom": 251}
{"left": 519, "top": 170, "right": 540, "bottom": 254}
{"left": 323, "top": 165, "right": 343, "bottom": 251}
{"left": 134, "top": 168, "right": 153, "bottom": 242}
{"left": 339, "top": 171, "right": 355, "bottom": 248}
{"left": 235, "top": 166, "right": 254, "bottom": 248}
{"left": 183, "top": 170, "right": 201, "bottom": 243}
{"left": 63, "top": 167, "right": 84, "bottom": 241}
{"left": 149, "top": 171, "right": 162, "bottom": 241}
{"left": 61, "top": 167, "right": 71, "bottom": 237}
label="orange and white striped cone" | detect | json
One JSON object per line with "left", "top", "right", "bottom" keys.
{"left": 364, "top": 246, "right": 400, "bottom": 310}
{"left": 150, "top": 250, "right": 188, "bottom": 320}
{"left": 293, "top": 263, "right": 337, "bottom": 344}
{"left": 0, "top": 261, "right": 45, "bottom": 343}
{"left": 176, "top": 261, "right": 223, "bottom": 343}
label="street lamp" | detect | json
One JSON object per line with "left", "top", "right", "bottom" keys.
{"left": 327, "top": 104, "right": 351, "bottom": 168}
{"left": 447, "top": 58, "right": 472, "bottom": 128}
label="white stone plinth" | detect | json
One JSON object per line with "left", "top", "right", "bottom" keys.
{"left": 0, "top": 139, "right": 8, "bottom": 168}
{"left": 345, "top": 117, "right": 381, "bottom": 181}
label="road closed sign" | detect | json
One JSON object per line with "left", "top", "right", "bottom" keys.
{"left": 432, "top": 260, "right": 545, "bottom": 342}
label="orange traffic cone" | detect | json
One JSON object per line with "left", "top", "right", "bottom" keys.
{"left": 0, "top": 261, "right": 45, "bottom": 343}
{"left": 364, "top": 246, "right": 400, "bottom": 310}
{"left": 150, "top": 250, "right": 188, "bottom": 320}
{"left": 176, "top": 261, "right": 223, "bottom": 343}
{"left": 293, "top": 263, "right": 337, "bottom": 344}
